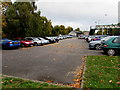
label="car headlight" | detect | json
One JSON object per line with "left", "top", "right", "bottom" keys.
{"left": 25, "top": 42, "right": 30, "bottom": 44}
{"left": 89, "top": 43, "right": 95, "bottom": 45}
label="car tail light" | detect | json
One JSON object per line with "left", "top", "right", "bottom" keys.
{"left": 103, "top": 45, "right": 108, "bottom": 47}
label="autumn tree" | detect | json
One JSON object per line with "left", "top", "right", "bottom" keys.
{"left": 1, "top": 1, "right": 12, "bottom": 37}
{"left": 2, "top": 1, "right": 74, "bottom": 38}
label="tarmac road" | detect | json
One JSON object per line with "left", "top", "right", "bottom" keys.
{"left": 2, "top": 38, "right": 102, "bottom": 84}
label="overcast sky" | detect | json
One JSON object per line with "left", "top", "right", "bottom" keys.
{"left": 35, "top": 0, "right": 119, "bottom": 31}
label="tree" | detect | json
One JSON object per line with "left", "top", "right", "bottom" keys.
{"left": 1, "top": 1, "right": 12, "bottom": 37}
{"left": 65, "top": 26, "right": 73, "bottom": 34}
{"left": 118, "top": 23, "right": 120, "bottom": 26}
{"left": 74, "top": 28, "right": 83, "bottom": 34}
{"left": 74, "top": 28, "right": 80, "bottom": 32}
{"left": 52, "top": 25, "right": 60, "bottom": 36}
{"left": 2, "top": 1, "right": 74, "bottom": 38}
{"left": 59, "top": 25, "right": 65, "bottom": 35}
{"left": 3, "top": 2, "right": 38, "bottom": 38}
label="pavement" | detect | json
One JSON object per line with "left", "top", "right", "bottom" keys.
{"left": 2, "top": 38, "right": 103, "bottom": 84}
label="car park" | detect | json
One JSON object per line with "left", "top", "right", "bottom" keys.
{"left": 78, "top": 34, "right": 86, "bottom": 39}
{"left": 37, "top": 37, "right": 50, "bottom": 45}
{"left": 1, "top": 35, "right": 73, "bottom": 50}
{"left": 1, "top": 38, "right": 20, "bottom": 49}
{"left": 25, "top": 37, "right": 42, "bottom": 46}
{"left": 58, "top": 36, "right": 64, "bottom": 40}
{"left": 52, "top": 37, "right": 59, "bottom": 42}
{"left": 42, "top": 37, "right": 56, "bottom": 43}
{"left": 86, "top": 35, "right": 95, "bottom": 42}
{"left": 89, "top": 36, "right": 116, "bottom": 50}
{"left": 91, "top": 35, "right": 109, "bottom": 41}
{"left": 102, "top": 36, "right": 120, "bottom": 56}
{"left": 65, "top": 35, "right": 73, "bottom": 38}
{"left": 14, "top": 37, "right": 34, "bottom": 47}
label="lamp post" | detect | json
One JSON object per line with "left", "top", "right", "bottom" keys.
{"left": 102, "top": 27, "right": 104, "bottom": 35}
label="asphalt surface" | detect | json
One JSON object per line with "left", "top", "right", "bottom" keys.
{"left": 2, "top": 38, "right": 103, "bottom": 84}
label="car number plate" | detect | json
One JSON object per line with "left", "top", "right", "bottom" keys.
{"left": 14, "top": 42, "right": 18, "bottom": 44}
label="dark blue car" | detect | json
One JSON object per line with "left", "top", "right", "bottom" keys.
{"left": 0, "top": 38, "right": 21, "bottom": 49}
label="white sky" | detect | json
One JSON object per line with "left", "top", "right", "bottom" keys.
{"left": 10, "top": 0, "right": 119, "bottom": 31}
{"left": 36, "top": 0, "right": 119, "bottom": 31}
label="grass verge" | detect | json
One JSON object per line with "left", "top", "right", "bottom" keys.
{"left": 0, "top": 75, "right": 72, "bottom": 89}
{"left": 83, "top": 56, "right": 120, "bottom": 88}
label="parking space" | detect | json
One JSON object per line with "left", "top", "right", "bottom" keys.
{"left": 2, "top": 38, "right": 102, "bottom": 84}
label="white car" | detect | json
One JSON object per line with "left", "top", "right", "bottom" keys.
{"left": 37, "top": 37, "right": 50, "bottom": 45}
{"left": 25, "top": 37, "right": 42, "bottom": 46}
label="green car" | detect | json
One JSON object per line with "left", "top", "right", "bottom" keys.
{"left": 102, "top": 36, "right": 120, "bottom": 56}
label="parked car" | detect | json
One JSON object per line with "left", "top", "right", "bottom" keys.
{"left": 42, "top": 37, "right": 56, "bottom": 43}
{"left": 25, "top": 37, "right": 42, "bottom": 46}
{"left": 89, "top": 36, "right": 116, "bottom": 50}
{"left": 86, "top": 35, "right": 95, "bottom": 42}
{"left": 57, "top": 36, "right": 64, "bottom": 40}
{"left": 102, "top": 36, "right": 120, "bottom": 56}
{"left": 78, "top": 34, "right": 86, "bottom": 39}
{"left": 51, "top": 37, "right": 59, "bottom": 42}
{"left": 66, "top": 35, "right": 73, "bottom": 38}
{"left": 1, "top": 38, "right": 20, "bottom": 49}
{"left": 37, "top": 37, "right": 50, "bottom": 45}
{"left": 14, "top": 37, "right": 34, "bottom": 47}
{"left": 91, "top": 35, "right": 109, "bottom": 41}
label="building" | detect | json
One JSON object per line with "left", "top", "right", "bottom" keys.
{"left": 83, "top": 31, "right": 89, "bottom": 35}
{"left": 69, "top": 31, "right": 82, "bottom": 37}
{"left": 91, "top": 24, "right": 120, "bottom": 35}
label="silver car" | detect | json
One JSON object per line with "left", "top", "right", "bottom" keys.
{"left": 89, "top": 36, "right": 116, "bottom": 50}
{"left": 25, "top": 37, "right": 42, "bottom": 46}
{"left": 37, "top": 37, "right": 50, "bottom": 45}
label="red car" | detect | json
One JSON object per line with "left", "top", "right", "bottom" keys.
{"left": 14, "top": 37, "right": 34, "bottom": 47}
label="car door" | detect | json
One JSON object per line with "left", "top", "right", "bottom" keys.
{"left": 112, "top": 37, "right": 120, "bottom": 50}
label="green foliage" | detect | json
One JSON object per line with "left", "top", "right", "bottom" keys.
{"left": 2, "top": 1, "right": 74, "bottom": 38}
{"left": 52, "top": 25, "right": 73, "bottom": 36}
{"left": 1, "top": 1, "right": 12, "bottom": 36}
{"left": 74, "top": 28, "right": 80, "bottom": 31}
{"left": 74, "top": 28, "right": 83, "bottom": 34}
{"left": 118, "top": 23, "right": 120, "bottom": 26}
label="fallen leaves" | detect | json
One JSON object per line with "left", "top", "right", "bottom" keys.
{"left": 68, "top": 83, "right": 81, "bottom": 88}
{"left": 116, "top": 82, "right": 120, "bottom": 85}
{"left": 73, "top": 78, "right": 82, "bottom": 82}
{"left": 0, "top": 81, "right": 4, "bottom": 84}
{"left": 99, "top": 80, "right": 104, "bottom": 83}
{"left": 10, "top": 79, "right": 13, "bottom": 83}
{"left": 109, "top": 80, "right": 112, "bottom": 83}
{"left": 46, "top": 80, "right": 53, "bottom": 83}
{"left": 67, "top": 57, "right": 85, "bottom": 88}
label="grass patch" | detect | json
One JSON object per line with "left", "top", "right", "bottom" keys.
{"left": 1, "top": 75, "right": 72, "bottom": 89}
{"left": 83, "top": 56, "right": 120, "bottom": 88}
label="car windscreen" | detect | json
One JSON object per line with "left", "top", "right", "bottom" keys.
{"left": 39, "top": 38, "right": 45, "bottom": 40}
{"left": 26, "top": 38, "right": 33, "bottom": 41}
{"left": 112, "top": 37, "right": 120, "bottom": 43}
{"left": 33, "top": 38, "right": 40, "bottom": 41}
{"left": 101, "top": 36, "right": 113, "bottom": 41}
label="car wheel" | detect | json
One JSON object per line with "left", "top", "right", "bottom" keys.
{"left": 95, "top": 44, "right": 101, "bottom": 50}
{"left": 107, "top": 49, "right": 116, "bottom": 56}
{"left": 21, "top": 44, "right": 25, "bottom": 47}
{"left": 34, "top": 42, "right": 38, "bottom": 46}
{"left": 29, "top": 44, "right": 33, "bottom": 47}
